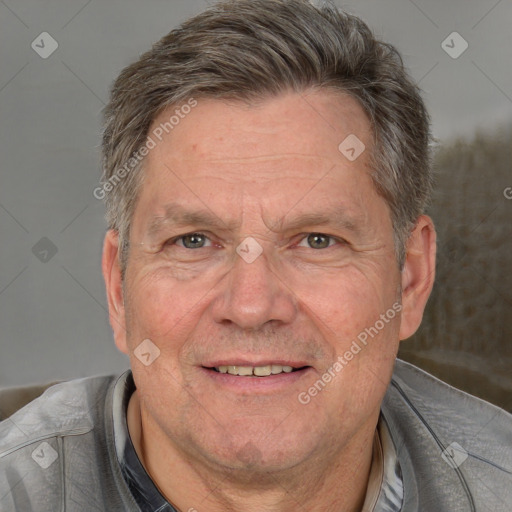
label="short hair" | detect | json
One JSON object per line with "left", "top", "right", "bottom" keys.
{"left": 101, "top": 0, "right": 433, "bottom": 273}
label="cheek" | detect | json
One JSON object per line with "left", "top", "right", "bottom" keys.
{"left": 123, "top": 268, "right": 217, "bottom": 345}
{"left": 290, "top": 265, "right": 397, "bottom": 345}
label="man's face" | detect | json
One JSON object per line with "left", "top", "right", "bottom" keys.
{"left": 116, "top": 91, "right": 403, "bottom": 473}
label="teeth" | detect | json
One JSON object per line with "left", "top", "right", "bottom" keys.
{"left": 237, "top": 366, "right": 253, "bottom": 376}
{"left": 215, "top": 365, "right": 295, "bottom": 376}
{"left": 254, "top": 365, "right": 272, "bottom": 376}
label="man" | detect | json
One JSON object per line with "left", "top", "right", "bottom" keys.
{"left": 1, "top": 1, "right": 511, "bottom": 510}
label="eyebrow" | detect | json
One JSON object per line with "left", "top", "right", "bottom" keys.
{"left": 144, "top": 203, "right": 362, "bottom": 239}
{"left": 274, "top": 211, "right": 360, "bottom": 233}
{"left": 145, "top": 204, "right": 234, "bottom": 238}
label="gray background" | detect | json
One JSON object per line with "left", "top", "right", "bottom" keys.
{"left": 1, "top": 0, "right": 511, "bottom": 388}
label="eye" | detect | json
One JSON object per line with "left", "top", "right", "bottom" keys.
{"left": 176, "top": 233, "right": 211, "bottom": 249}
{"left": 298, "top": 233, "right": 337, "bottom": 249}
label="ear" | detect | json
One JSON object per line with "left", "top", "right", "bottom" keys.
{"left": 399, "top": 215, "right": 436, "bottom": 341}
{"left": 102, "top": 230, "right": 129, "bottom": 354}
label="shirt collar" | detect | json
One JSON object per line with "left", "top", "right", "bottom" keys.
{"left": 112, "top": 371, "right": 177, "bottom": 511}
{"left": 362, "top": 414, "right": 404, "bottom": 511}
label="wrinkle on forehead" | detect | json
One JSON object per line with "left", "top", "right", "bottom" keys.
{"left": 159, "top": 154, "right": 368, "bottom": 188}
{"left": 148, "top": 92, "right": 372, "bottom": 165}
{"left": 176, "top": 153, "right": 335, "bottom": 165}
{"left": 139, "top": 158, "right": 379, "bottom": 243}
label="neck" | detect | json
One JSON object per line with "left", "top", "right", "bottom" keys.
{"left": 127, "top": 390, "right": 376, "bottom": 512}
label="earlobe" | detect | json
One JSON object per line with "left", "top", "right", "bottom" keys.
{"left": 102, "top": 230, "right": 129, "bottom": 354}
{"left": 399, "top": 215, "right": 436, "bottom": 341}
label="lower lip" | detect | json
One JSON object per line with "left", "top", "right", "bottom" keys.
{"left": 200, "top": 367, "right": 312, "bottom": 393}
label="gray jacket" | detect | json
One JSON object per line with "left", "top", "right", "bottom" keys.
{"left": 0, "top": 360, "right": 511, "bottom": 511}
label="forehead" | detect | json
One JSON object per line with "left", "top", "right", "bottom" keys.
{"left": 135, "top": 90, "right": 380, "bottom": 229}
{"left": 147, "top": 90, "right": 371, "bottom": 174}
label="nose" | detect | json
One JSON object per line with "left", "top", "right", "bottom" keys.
{"left": 211, "top": 246, "right": 298, "bottom": 330}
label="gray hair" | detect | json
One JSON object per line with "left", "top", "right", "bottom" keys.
{"left": 101, "top": 0, "right": 433, "bottom": 273}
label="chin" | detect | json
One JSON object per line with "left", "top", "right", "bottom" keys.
{"left": 185, "top": 415, "right": 320, "bottom": 477}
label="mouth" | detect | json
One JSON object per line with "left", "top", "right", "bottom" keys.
{"left": 200, "top": 362, "right": 313, "bottom": 393}
{"left": 209, "top": 364, "right": 309, "bottom": 377}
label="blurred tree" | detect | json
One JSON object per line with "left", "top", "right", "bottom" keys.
{"left": 399, "top": 123, "right": 512, "bottom": 411}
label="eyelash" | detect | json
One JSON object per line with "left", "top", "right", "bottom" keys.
{"left": 296, "top": 233, "right": 339, "bottom": 249}
{"left": 167, "top": 232, "right": 344, "bottom": 249}
{"left": 171, "top": 233, "right": 213, "bottom": 248}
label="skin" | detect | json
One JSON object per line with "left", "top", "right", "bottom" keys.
{"left": 103, "top": 90, "right": 436, "bottom": 512}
